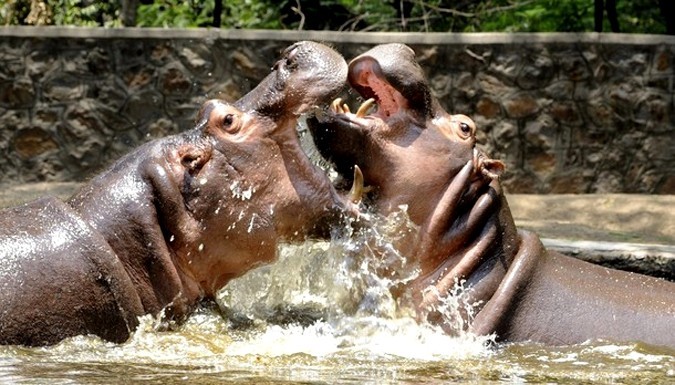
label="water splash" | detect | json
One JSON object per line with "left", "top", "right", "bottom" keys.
{"left": 218, "top": 207, "right": 494, "bottom": 362}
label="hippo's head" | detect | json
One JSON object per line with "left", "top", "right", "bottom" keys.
{"left": 307, "top": 44, "right": 524, "bottom": 329}
{"left": 167, "top": 41, "right": 355, "bottom": 296}
{"left": 309, "top": 43, "right": 503, "bottom": 225}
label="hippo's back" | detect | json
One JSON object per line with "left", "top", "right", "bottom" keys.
{"left": 0, "top": 197, "right": 143, "bottom": 346}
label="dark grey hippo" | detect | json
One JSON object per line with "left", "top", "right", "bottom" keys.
{"left": 0, "top": 41, "right": 355, "bottom": 346}
{"left": 308, "top": 43, "right": 675, "bottom": 348}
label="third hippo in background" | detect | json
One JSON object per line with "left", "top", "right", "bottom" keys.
{"left": 0, "top": 41, "right": 356, "bottom": 347}
{"left": 308, "top": 43, "right": 675, "bottom": 348}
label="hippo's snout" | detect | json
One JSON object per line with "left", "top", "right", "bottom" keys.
{"left": 236, "top": 41, "right": 348, "bottom": 117}
{"left": 472, "top": 148, "right": 505, "bottom": 181}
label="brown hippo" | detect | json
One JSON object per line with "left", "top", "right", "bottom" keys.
{"left": 0, "top": 41, "right": 355, "bottom": 347}
{"left": 308, "top": 43, "right": 675, "bottom": 348}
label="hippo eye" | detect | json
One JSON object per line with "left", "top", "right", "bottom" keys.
{"left": 223, "top": 114, "right": 234, "bottom": 126}
{"left": 450, "top": 115, "right": 475, "bottom": 139}
{"left": 221, "top": 113, "right": 240, "bottom": 134}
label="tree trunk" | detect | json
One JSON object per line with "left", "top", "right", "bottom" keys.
{"left": 659, "top": 0, "right": 675, "bottom": 35}
{"left": 213, "top": 0, "right": 222, "bottom": 27}
{"left": 121, "top": 0, "right": 139, "bottom": 27}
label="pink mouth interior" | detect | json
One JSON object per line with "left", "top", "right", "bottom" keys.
{"left": 351, "top": 66, "right": 407, "bottom": 120}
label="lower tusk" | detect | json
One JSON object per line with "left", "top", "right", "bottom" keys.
{"left": 330, "top": 98, "right": 342, "bottom": 112}
{"left": 349, "top": 165, "right": 365, "bottom": 204}
{"left": 331, "top": 97, "right": 351, "bottom": 114}
{"left": 355, "top": 98, "right": 376, "bottom": 118}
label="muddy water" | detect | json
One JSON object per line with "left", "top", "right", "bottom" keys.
{"left": 1, "top": 213, "right": 673, "bottom": 384}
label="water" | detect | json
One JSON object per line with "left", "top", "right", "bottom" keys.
{"left": 1, "top": 212, "right": 673, "bottom": 384}
{"left": 2, "top": 122, "right": 674, "bottom": 382}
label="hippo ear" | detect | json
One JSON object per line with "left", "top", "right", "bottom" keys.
{"left": 178, "top": 145, "right": 212, "bottom": 176}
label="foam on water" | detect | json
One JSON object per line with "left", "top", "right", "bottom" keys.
{"left": 214, "top": 208, "right": 496, "bottom": 362}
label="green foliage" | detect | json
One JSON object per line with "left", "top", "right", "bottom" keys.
{"left": 1, "top": 0, "right": 30, "bottom": 25}
{"left": 0, "top": 0, "right": 669, "bottom": 34}
{"left": 51, "top": 0, "right": 120, "bottom": 27}
{"left": 334, "top": 0, "right": 396, "bottom": 31}
{"left": 1, "top": 0, "right": 120, "bottom": 27}
{"left": 615, "top": 0, "right": 666, "bottom": 34}
{"left": 136, "top": 0, "right": 213, "bottom": 28}
{"left": 477, "top": 0, "right": 594, "bottom": 32}
{"left": 474, "top": 0, "right": 665, "bottom": 34}
{"left": 222, "top": 0, "right": 284, "bottom": 29}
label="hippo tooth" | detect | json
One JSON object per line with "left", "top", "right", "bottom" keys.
{"left": 356, "top": 98, "right": 376, "bottom": 118}
{"left": 331, "top": 98, "right": 344, "bottom": 113}
{"left": 349, "top": 165, "right": 365, "bottom": 204}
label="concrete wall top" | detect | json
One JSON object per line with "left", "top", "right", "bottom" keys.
{"left": 2, "top": 26, "right": 675, "bottom": 45}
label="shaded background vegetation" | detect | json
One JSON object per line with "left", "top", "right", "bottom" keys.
{"left": 1, "top": 0, "right": 672, "bottom": 34}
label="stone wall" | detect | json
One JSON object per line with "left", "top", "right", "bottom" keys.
{"left": 1, "top": 28, "right": 673, "bottom": 193}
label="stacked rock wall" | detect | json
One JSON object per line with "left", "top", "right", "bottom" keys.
{"left": 0, "top": 28, "right": 673, "bottom": 193}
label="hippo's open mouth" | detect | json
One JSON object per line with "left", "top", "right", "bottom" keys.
{"left": 326, "top": 63, "right": 408, "bottom": 130}
{"left": 312, "top": 77, "right": 502, "bottom": 200}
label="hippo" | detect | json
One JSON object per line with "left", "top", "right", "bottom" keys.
{"left": 308, "top": 43, "right": 675, "bottom": 348}
{"left": 0, "top": 41, "right": 355, "bottom": 347}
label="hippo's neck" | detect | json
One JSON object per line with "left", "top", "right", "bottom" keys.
{"left": 411, "top": 190, "right": 537, "bottom": 334}
{"left": 468, "top": 228, "right": 543, "bottom": 337}
{"left": 67, "top": 147, "right": 202, "bottom": 324}
{"left": 272, "top": 118, "right": 346, "bottom": 238}
{"left": 452, "top": 195, "right": 543, "bottom": 337}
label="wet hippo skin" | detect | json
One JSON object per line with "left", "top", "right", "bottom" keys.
{"left": 0, "top": 41, "right": 352, "bottom": 347}
{"left": 308, "top": 43, "right": 675, "bottom": 348}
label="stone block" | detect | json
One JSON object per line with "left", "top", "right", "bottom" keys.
{"left": 159, "top": 64, "right": 193, "bottom": 95}
{"left": 42, "top": 74, "right": 86, "bottom": 102}
{"left": 0, "top": 78, "right": 35, "bottom": 108}
{"left": 547, "top": 171, "right": 591, "bottom": 194}
{"left": 489, "top": 52, "right": 520, "bottom": 82}
{"left": 121, "top": 89, "right": 164, "bottom": 127}
{"left": 607, "top": 49, "right": 649, "bottom": 76}
{"left": 476, "top": 73, "right": 510, "bottom": 96}
{"left": 177, "top": 43, "right": 214, "bottom": 77}
{"left": 476, "top": 96, "right": 501, "bottom": 119}
{"left": 12, "top": 128, "right": 59, "bottom": 159}
{"left": 549, "top": 101, "right": 581, "bottom": 126}
{"left": 558, "top": 51, "right": 589, "bottom": 81}
{"left": 503, "top": 93, "right": 540, "bottom": 119}
{"left": 657, "top": 175, "right": 675, "bottom": 194}
{"left": 516, "top": 54, "right": 554, "bottom": 90}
